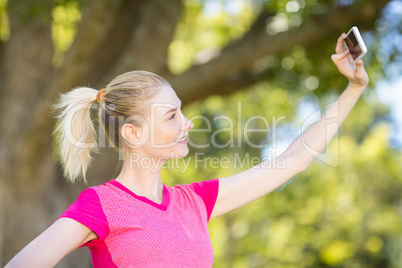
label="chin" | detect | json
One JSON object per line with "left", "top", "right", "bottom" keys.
{"left": 171, "top": 147, "right": 190, "bottom": 159}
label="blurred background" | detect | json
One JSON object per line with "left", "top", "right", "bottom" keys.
{"left": 0, "top": 0, "right": 401, "bottom": 267}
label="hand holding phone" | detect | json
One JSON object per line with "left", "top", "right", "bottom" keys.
{"left": 343, "top": 26, "right": 367, "bottom": 62}
{"left": 331, "top": 30, "right": 369, "bottom": 88}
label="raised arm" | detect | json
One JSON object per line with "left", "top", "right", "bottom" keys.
{"left": 5, "top": 218, "right": 97, "bottom": 268}
{"left": 211, "top": 33, "right": 369, "bottom": 218}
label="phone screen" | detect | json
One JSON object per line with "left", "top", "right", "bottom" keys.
{"left": 345, "top": 30, "right": 362, "bottom": 60}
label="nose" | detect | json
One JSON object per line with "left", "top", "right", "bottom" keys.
{"left": 181, "top": 115, "right": 194, "bottom": 131}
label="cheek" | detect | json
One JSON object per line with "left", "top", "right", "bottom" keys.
{"left": 155, "top": 121, "right": 180, "bottom": 142}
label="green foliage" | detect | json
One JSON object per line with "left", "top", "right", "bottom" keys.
{"left": 0, "top": 0, "right": 82, "bottom": 64}
{"left": 0, "top": 0, "right": 9, "bottom": 41}
{"left": 51, "top": 0, "right": 81, "bottom": 66}
{"left": 168, "top": 0, "right": 257, "bottom": 73}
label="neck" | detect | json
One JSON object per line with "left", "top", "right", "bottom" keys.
{"left": 115, "top": 150, "right": 166, "bottom": 203}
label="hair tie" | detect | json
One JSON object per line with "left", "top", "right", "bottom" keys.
{"left": 96, "top": 88, "right": 106, "bottom": 103}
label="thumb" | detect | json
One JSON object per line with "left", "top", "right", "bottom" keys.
{"left": 355, "top": 59, "right": 365, "bottom": 78}
{"left": 331, "top": 50, "right": 350, "bottom": 62}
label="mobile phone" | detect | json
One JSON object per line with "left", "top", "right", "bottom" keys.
{"left": 343, "top": 26, "right": 367, "bottom": 62}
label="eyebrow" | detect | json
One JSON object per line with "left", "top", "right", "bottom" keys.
{"left": 163, "top": 102, "right": 182, "bottom": 117}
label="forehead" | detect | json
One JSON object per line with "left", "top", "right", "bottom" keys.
{"left": 152, "top": 85, "right": 181, "bottom": 109}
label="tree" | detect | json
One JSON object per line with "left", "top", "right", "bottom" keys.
{"left": 0, "top": 0, "right": 396, "bottom": 266}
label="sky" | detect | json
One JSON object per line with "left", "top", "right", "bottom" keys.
{"left": 377, "top": 77, "right": 402, "bottom": 147}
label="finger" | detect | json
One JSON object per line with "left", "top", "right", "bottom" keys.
{"left": 346, "top": 38, "right": 353, "bottom": 49}
{"left": 331, "top": 49, "right": 350, "bottom": 61}
{"left": 336, "top": 33, "right": 346, "bottom": 54}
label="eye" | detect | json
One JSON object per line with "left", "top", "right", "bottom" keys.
{"left": 169, "top": 113, "right": 176, "bottom": 120}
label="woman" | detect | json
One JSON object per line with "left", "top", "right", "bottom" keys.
{"left": 6, "top": 33, "right": 368, "bottom": 267}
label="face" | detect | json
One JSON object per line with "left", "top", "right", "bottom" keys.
{"left": 123, "top": 85, "right": 194, "bottom": 160}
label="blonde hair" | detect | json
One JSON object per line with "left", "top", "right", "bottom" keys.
{"left": 51, "top": 70, "right": 169, "bottom": 183}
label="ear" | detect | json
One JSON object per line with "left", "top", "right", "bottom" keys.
{"left": 121, "top": 123, "right": 142, "bottom": 145}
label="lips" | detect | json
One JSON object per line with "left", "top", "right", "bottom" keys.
{"left": 175, "top": 136, "right": 187, "bottom": 142}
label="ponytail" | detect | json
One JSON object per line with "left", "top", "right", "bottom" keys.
{"left": 51, "top": 87, "right": 99, "bottom": 183}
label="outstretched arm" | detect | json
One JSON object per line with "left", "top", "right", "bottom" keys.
{"left": 5, "top": 218, "right": 97, "bottom": 268}
{"left": 211, "top": 33, "right": 369, "bottom": 218}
